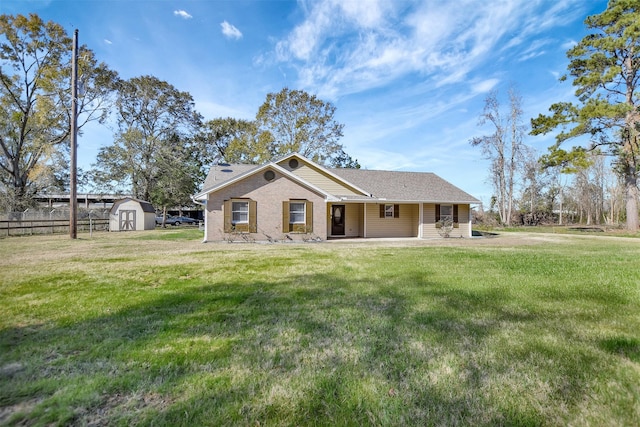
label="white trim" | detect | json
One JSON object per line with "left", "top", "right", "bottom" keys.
{"left": 338, "top": 197, "right": 480, "bottom": 205}
{"left": 193, "top": 164, "right": 262, "bottom": 199}
{"left": 194, "top": 162, "right": 335, "bottom": 201}
{"left": 231, "top": 200, "right": 249, "bottom": 224}
{"left": 289, "top": 201, "right": 306, "bottom": 224}
{"left": 190, "top": 194, "right": 209, "bottom": 243}
{"left": 203, "top": 194, "right": 209, "bottom": 243}
{"left": 276, "top": 153, "right": 373, "bottom": 197}
{"left": 384, "top": 203, "right": 395, "bottom": 218}
{"left": 440, "top": 204, "right": 453, "bottom": 221}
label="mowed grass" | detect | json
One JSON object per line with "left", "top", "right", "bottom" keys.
{"left": 0, "top": 230, "right": 639, "bottom": 426}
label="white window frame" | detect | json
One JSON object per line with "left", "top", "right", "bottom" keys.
{"left": 440, "top": 204, "right": 453, "bottom": 222}
{"left": 384, "top": 203, "right": 394, "bottom": 219}
{"left": 289, "top": 201, "right": 306, "bottom": 224}
{"left": 231, "top": 201, "right": 249, "bottom": 224}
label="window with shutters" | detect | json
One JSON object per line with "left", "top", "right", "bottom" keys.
{"left": 289, "top": 202, "right": 305, "bottom": 224}
{"left": 384, "top": 204, "right": 394, "bottom": 218}
{"left": 379, "top": 204, "right": 400, "bottom": 218}
{"left": 439, "top": 204, "right": 453, "bottom": 222}
{"left": 224, "top": 199, "right": 257, "bottom": 233}
{"left": 435, "top": 204, "right": 459, "bottom": 228}
{"left": 283, "top": 200, "right": 313, "bottom": 233}
{"left": 232, "top": 201, "right": 249, "bottom": 224}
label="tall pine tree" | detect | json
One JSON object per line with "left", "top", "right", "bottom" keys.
{"left": 531, "top": 0, "right": 640, "bottom": 230}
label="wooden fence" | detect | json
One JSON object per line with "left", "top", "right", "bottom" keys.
{"left": 0, "top": 218, "right": 109, "bottom": 237}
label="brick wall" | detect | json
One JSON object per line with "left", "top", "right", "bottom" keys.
{"left": 205, "top": 169, "right": 327, "bottom": 241}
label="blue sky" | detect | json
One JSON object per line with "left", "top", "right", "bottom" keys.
{"left": 2, "top": 0, "right": 609, "bottom": 203}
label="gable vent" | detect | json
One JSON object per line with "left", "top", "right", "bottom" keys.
{"left": 289, "top": 158, "right": 299, "bottom": 169}
{"left": 264, "top": 170, "right": 275, "bottom": 182}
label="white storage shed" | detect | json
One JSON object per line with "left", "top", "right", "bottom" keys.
{"left": 109, "top": 198, "right": 156, "bottom": 231}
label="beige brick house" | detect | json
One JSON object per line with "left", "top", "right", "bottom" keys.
{"left": 193, "top": 153, "right": 480, "bottom": 242}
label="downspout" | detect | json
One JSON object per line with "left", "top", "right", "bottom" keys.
{"left": 191, "top": 195, "right": 208, "bottom": 243}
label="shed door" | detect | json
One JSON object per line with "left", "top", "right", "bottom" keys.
{"left": 119, "top": 210, "right": 136, "bottom": 231}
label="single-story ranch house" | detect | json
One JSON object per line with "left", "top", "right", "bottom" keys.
{"left": 193, "top": 153, "right": 480, "bottom": 242}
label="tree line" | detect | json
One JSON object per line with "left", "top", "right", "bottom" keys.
{"left": 472, "top": 0, "right": 639, "bottom": 231}
{"left": 3, "top": 1, "right": 639, "bottom": 231}
{"left": 0, "top": 14, "right": 358, "bottom": 216}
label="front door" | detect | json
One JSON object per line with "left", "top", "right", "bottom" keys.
{"left": 119, "top": 210, "right": 136, "bottom": 231}
{"left": 331, "top": 205, "right": 345, "bottom": 236}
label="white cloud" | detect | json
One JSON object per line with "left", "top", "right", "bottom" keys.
{"left": 337, "top": 0, "right": 389, "bottom": 28}
{"left": 221, "top": 21, "right": 243, "bottom": 40}
{"left": 516, "top": 38, "right": 552, "bottom": 62}
{"left": 519, "top": 50, "right": 547, "bottom": 62}
{"left": 104, "top": 39, "right": 112, "bottom": 45}
{"left": 472, "top": 79, "right": 500, "bottom": 94}
{"left": 273, "top": 0, "right": 580, "bottom": 98}
{"left": 276, "top": 4, "right": 332, "bottom": 61}
{"left": 561, "top": 39, "right": 578, "bottom": 50}
{"left": 174, "top": 10, "right": 192, "bottom": 19}
{"left": 195, "top": 99, "right": 253, "bottom": 121}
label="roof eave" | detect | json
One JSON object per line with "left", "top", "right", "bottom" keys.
{"left": 281, "top": 153, "right": 372, "bottom": 197}
{"left": 193, "top": 161, "right": 336, "bottom": 200}
{"left": 338, "top": 197, "right": 481, "bottom": 204}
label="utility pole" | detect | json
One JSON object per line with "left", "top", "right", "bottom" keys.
{"left": 70, "top": 29, "right": 78, "bottom": 239}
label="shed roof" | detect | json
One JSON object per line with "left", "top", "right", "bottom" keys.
{"left": 110, "top": 197, "right": 156, "bottom": 214}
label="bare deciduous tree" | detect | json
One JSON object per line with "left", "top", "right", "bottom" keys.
{"left": 471, "top": 87, "right": 526, "bottom": 226}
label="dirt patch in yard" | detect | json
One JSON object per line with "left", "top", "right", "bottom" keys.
{"left": 0, "top": 398, "right": 43, "bottom": 425}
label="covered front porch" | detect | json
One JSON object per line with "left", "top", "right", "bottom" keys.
{"left": 326, "top": 202, "right": 422, "bottom": 239}
{"left": 326, "top": 202, "right": 471, "bottom": 239}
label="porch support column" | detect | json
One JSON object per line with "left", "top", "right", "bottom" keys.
{"left": 419, "top": 202, "right": 424, "bottom": 238}
{"left": 327, "top": 202, "right": 332, "bottom": 239}
{"left": 363, "top": 203, "right": 367, "bottom": 238}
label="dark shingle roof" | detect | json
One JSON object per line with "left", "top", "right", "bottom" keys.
{"left": 139, "top": 200, "right": 156, "bottom": 213}
{"left": 111, "top": 197, "right": 156, "bottom": 213}
{"left": 200, "top": 164, "right": 259, "bottom": 193}
{"left": 330, "top": 169, "right": 480, "bottom": 203}
{"left": 196, "top": 158, "right": 480, "bottom": 204}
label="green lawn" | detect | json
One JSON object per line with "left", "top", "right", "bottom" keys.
{"left": 1, "top": 230, "right": 639, "bottom": 426}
